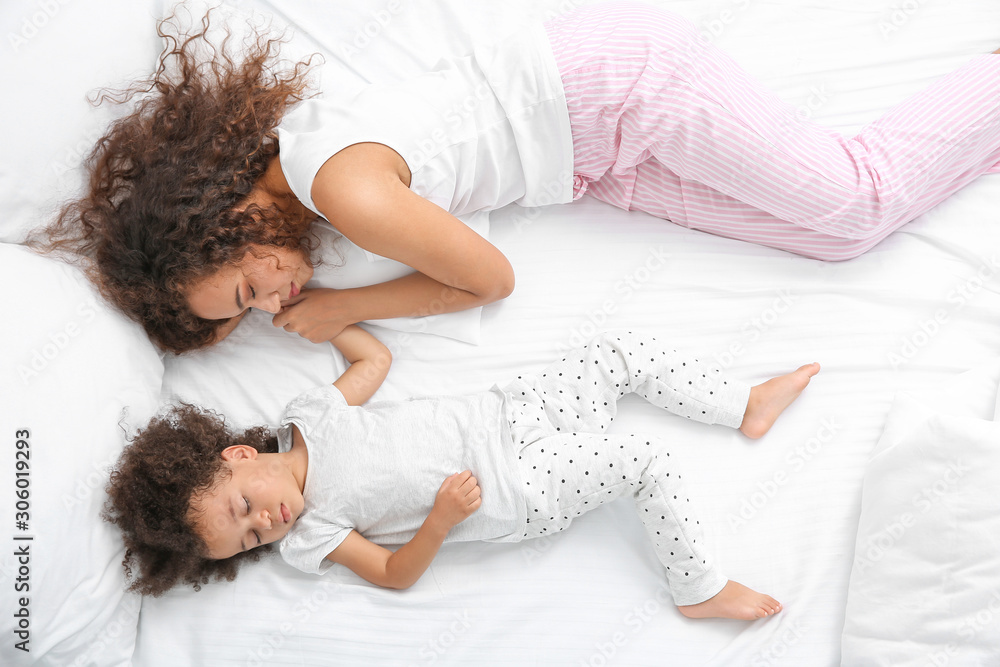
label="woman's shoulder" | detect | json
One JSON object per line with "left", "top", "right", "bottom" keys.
{"left": 300, "top": 142, "right": 410, "bottom": 215}
{"left": 276, "top": 138, "right": 410, "bottom": 220}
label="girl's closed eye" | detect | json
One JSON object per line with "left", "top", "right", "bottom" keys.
{"left": 244, "top": 497, "right": 262, "bottom": 545}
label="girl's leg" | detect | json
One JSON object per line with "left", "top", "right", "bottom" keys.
{"left": 503, "top": 330, "right": 747, "bottom": 442}
{"left": 516, "top": 432, "right": 779, "bottom": 617}
{"left": 545, "top": 4, "right": 1000, "bottom": 259}
{"left": 501, "top": 330, "right": 815, "bottom": 441}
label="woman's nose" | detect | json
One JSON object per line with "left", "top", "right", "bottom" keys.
{"left": 256, "top": 292, "right": 282, "bottom": 314}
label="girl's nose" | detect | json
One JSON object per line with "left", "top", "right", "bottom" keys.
{"left": 254, "top": 509, "right": 272, "bottom": 531}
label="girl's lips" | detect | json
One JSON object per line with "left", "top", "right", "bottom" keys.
{"left": 288, "top": 283, "right": 300, "bottom": 299}
{"left": 281, "top": 504, "right": 291, "bottom": 523}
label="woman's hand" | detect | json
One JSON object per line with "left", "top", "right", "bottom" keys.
{"left": 271, "top": 288, "right": 351, "bottom": 343}
{"left": 429, "top": 471, "right": 482, "bottom": 530}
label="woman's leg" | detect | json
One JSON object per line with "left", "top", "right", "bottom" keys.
{"left": 545, "top": 4, "right": 1000, "bottom": 259}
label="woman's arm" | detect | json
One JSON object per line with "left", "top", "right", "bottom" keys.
{"left": 325, "top": 471, "right": 481, "bottom": 589}
{"left": 272, "top": 144, "right": 515, "bottom": 341}
{"left": 330, "top": 325, "right": 392, "bottom": 405}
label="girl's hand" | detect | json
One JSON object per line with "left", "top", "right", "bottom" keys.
{"left": 430, "top": 471, "right": 482, "bottom": 529}
{"left": 272, "top": 288, "right": 351, "bottom": 343}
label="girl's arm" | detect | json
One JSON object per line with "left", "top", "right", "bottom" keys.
{"left": 272, "top": 144, "right": 515, "bottom": 342}
{"left": 330, "top": 325, "right": 392, "bottom": 406}
{"left": 325, "top": 471, "right": 481, "bottom": 589}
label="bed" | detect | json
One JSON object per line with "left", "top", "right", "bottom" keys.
{"left": 2, "top": 0, "right": 999, "bottom": 665}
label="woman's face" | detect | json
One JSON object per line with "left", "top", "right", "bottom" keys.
{"left": 186, "top": 245, "right": 314, "bottom": 320}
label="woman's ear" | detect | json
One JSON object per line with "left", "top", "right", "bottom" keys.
{"left": 220, "top": 444, "right": 259, "bottom": 461}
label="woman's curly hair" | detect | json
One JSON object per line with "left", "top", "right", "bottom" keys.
{"left": 104, "top": 404, "right": 278, "bottom": 597}
{"left": 36, "top": 9, "right": 320, "bottom": 353}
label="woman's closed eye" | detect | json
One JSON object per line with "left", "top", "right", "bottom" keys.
{"left": 235, "top": 282, "right": 257, "bottom": 311}
{"left": 243, "top": 283, "right": 256, "bottom": 309}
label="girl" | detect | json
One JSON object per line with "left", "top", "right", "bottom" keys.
{"left": 45, "top": 3, "right": 1000, "bottom": 352}
{"left": 104, "top": 327, "right": 820, "bottom": 619}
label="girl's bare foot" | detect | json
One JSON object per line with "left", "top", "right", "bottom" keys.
{"left": 739, "top": 363, "right": 820, "bottom": 439}
{"left": 678, "top": 580, "right": 781, "bottom": 620}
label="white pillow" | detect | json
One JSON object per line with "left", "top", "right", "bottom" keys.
{"left": 161, "top": 308, "right": 343, "bottom": 429}
{"left": 0, "top": 244, "right": 163, "bottom": 666}
{"left": 0, "top": 0, "right": 161, "bottom": 244}
{"left": 842, "top": 363, "right": 1000, "bottom": 666}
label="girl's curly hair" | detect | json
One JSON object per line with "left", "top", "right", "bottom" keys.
{"left": 36, "top": 10, "right": 320, "bottom": 353}
{"left": 104, "top": 404, "right": 278, "bottom": 597}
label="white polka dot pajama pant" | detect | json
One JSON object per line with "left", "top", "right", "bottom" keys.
{"left": 501, "top": 330, "right": 750, "bottom": 606}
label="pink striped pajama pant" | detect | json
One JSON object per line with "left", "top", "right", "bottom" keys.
{"left": 544, "top": 4, "right": 1000, "bottom": 260}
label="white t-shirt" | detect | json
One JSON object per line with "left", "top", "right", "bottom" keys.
{"left": 276, "top": 385, "right": 525, "bottom": 575}
{"left": 277, "top": 23, "right": 574, "bottom": 217}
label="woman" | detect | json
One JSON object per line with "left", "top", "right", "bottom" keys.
{"left": 44, "top": 3, "right": 1000, "bottom": 353}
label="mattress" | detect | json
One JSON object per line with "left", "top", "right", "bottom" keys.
{"left": 1, "top": 0, "right": 999, "bottom": 665}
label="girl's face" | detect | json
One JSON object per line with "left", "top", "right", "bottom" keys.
{"left": 186, "top": 245, "right": 314, "bottom": 320}
{"left": 191, "top": 447, "right": 305, "bottom": 560}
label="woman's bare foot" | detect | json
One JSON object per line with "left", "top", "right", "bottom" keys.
{"left": 739, "top": 363, "right": 820, "bottom": 439}
{"left": 678, "top": 580, "right": 781, "bottom": 620}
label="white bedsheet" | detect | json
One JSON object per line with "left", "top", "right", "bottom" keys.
{"left": 142, "top": 185, "right": 1000, "bottom": 666}
{"left": 2, "top": 0, "right": 999, "bottom": 665}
